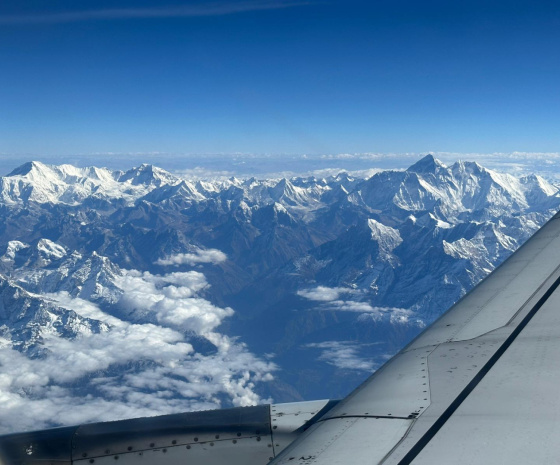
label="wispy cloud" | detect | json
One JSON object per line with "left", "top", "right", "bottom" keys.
{"left": 156, "top": 248, "right": 228, "bottom": 267}
{"left": 305, "top": 341, "right": 378, "bottom": 372}
{"left": 309, "top": 298, "right": 426, "bottom": 327}
{"left": 297, "top": 285, "right": 358, "bottom": 302}
{"left": 0, "top": 1, "right": 310, "bottom": 25}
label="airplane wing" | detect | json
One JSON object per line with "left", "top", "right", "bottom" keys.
{"left": 272, "top": 210, "right": 560, "bottom": 464}
{"left": 3, "top": 210, "right": 560, "bottom": 464}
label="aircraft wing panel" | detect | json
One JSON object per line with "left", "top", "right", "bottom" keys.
{"left": 270, "top": 417, "right": 413, "bottom": 465}
{"left": 408, "top": 286, "right": 560, "bottom": 464}
{"left": 271, "top": 212, "right": 560, "bottom": 464}
{"left": 0, "top": 400, "right": 336, "bottom": 464}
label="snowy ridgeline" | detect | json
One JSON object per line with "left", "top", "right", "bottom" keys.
{"left": 0, "top": 154, "right": 559, "bottom": 432}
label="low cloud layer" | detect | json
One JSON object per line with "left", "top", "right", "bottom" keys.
{"left": 0, "top": 267, "right": 275, "bottom": 433}
{"left": 115, "top": 270, "right": 231, "bottom": 334}
{"left": 156, "top": 249, "right": 227, "bottom": 267}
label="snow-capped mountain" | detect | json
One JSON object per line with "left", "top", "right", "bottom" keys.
{"left": 0, "top": 274, "right": 108, "bottom": 357}
{"left": 9, "top": 243, "right": 122, "bottom": 305}
{"left": 0, "top": 155, "right": 559, "bottom": 430}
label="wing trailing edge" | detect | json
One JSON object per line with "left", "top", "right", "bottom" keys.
{"left": 0, "top": 399, "right": 337, "bottom": 464}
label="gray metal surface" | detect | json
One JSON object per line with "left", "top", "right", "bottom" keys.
{"left": 0, "top": 400, "right": 337, "bottom": 465}
{"left": 73, "top": 404, "right": 271, "bottom": 459}
{"left": 73, "top": 435, "right": 275, "bottom": 465}
{"left": 270, "top": 400, "right": 338, "bottom": 454}
{"left": 320, "top": 348, "right": 432, "bottom": 420}
{"left": 410, "top": 286, "right": 560, "bottom": 464}
{"left": 272, "top": 417, "right": 412, "bottom": 465}
{"left": 0, "top": 426, "right": 76, "bottom": 465}
{"left": 271, "top": 212, "right": 560, "bottom": 464}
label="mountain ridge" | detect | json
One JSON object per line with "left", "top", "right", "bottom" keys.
{"left": 0, "top": 155, "right": 559, "bottom": 430}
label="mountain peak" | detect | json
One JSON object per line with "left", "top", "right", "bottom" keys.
{"left": 407, "top": 154, "right": 445, "bottom": 174}
{"left": 7, "top": 161, "right": 48, "bottom": 177}
{"left": 119, "top": 164, "right": 177, "bottom": 186}
{"left": 452, "top": 159, "right": 485, "bottom": 175}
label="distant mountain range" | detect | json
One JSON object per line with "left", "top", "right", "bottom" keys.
{"left": 1, "top": 155, "right": 558, "bottom": 431}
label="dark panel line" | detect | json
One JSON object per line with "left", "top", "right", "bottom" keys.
{"left": 313, "top": 400, "right": 341, "bottom": 422}
{"left": 397, "top": 271, "right": 560, "bottom": 465}
{"left": 320, "top": 415, "right": 412, "bottom": 421}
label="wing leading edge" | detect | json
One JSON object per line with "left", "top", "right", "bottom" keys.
{"left": 272, "top": 210, "right": 560, "bottom": 464}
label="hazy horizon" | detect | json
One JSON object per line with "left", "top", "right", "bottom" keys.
{"left": 3, "top": 151, "right": 560, "bottom": 183}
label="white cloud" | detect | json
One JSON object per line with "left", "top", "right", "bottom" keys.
{"left": 323, "top": 300, "right": 377, "bottom": 312}
{"left": 174, "top": 167, "right": 236, "bottom": 180}
{"left": 0, "top": 268, "right": 276, "bottom": 433}
{"left": 305, "top": 341, "right": 376, "bottom": 372}
{"left": 156, "top": 249, "right": 227, "bottom": 267}
{"left": 314, "top": 299, "right": 425, "bottom": 327}
{"left": 115, "top": 270, "right": 231, "bottom": 335}
{"left": 356, "top": 308, "right": 426, "bottom": 327}
{"left": 297, "top": 286, "right": 357, "bottom": 302}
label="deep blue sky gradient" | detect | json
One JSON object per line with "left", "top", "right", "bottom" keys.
{"left": 1, "top": 0, "right": 559, "bottom": 156}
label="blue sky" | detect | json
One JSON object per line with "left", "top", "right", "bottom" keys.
{"left": 1, "top": 0, "right": 559, "bottom": 158}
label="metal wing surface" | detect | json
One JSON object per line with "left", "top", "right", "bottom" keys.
{"left": 272, "top": 211, "right": 560, "bottom": 464}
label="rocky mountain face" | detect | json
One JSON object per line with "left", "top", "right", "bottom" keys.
{"left": 0, "top": 155, "right": 559, "bottom": 430}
